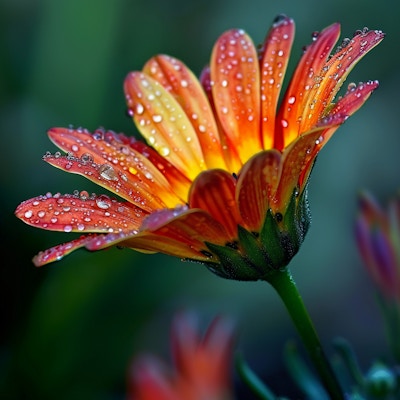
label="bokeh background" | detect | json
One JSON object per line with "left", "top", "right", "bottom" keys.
{"left": 0, "top": 0, "right": 398, "bottom": 398}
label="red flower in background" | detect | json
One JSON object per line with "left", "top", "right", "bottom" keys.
{"left": 15, "top": 16, "right": 384, "bottom": 279}
{"left": 127, "top": 313, "right": 235, "bottom": 400}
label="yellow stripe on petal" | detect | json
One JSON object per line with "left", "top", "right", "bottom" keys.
{"left": 259, "top": 16, "right": 295, "bottom": 150}
{"left": 125, "top": 72, "right": 206, "bottom": 180}
{"left": 143, "top": 55, "right": 228, "bottom": 170}
{"left": 210, "top": 29, "right": 262, "bottom": 164}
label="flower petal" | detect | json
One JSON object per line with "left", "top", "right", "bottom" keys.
{"left": 330, "top": 80, "right": 379, "bottom": 120}
{"left": 47, "top": 127, "right": 184, "bottom": 209}
{"left": 188, "top": 169, "right": 242, "bottom": 239}
{"left": 236, "top": 150, "right": 282, "bottom": 231}
{"left": 142, "top": 55, "right": 228, "bottom": 170}
{"left": 124, "top": 72, "right": 205, "bottom": 179}
{"left": 32, "top": 234, "right": 98, "bottom": 267}
{"left": 274, "top": 116, "right": 344, "bottom": 211}
{"left": 275, "top": 23, "right": 341, "bottom": 150}
{"left": 199, "top": 66, "right": 242, "bottom": 173}
{"left": 15, "top": 192, "right": 146, "bottom": 233}
{"left": 259, "top": 15, "right": 295, "bottom": 149}
{"left": 210, "top": 29, "right": 262, "bottom": 163}
{"left": 299, "top": 28, "right": 384, "bottom": 133}
{"left": 122, "top": 209, "right": 230, "bottom": 261}
{"left": 116, "top": 134, "right": 192, "bottom": 202}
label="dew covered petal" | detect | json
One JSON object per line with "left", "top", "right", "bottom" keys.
{"left": 199, "top": 66, "right": 242, "bottom": 173}
{"left": 188, "top": 169, "right": 242, "bottom": 239}
{"left": 275, "top": 23, "right": 341, "bottom": 150}
{"left": 259, "top": 15, "right": 295, "bottom": 149}
{"left": 15, "top": 192, "right": 147, "bottom": 233}
{"left": 32, "top": 234, "right": 98, "bottom": 267}
{"left": 142, "top": 55, "right": 227, "bottom": 170}
{"left": 236, "top": 150, "right": 282, "bottom": 231}
{"left": 298, "top": 28, "right": 384, "bottom": 133}
{"left": 102, "top": 209, "right": 230, "bottom": 262}
{"left": 47, "top": 127, "right": 184, "bottom": 209}
{"left": 274, "top": 115, "right": 345, "bottom": 211}
{"left": 124, "top": 72, "right": 206, "bottom": 179}
{"left": 329, "top": 80, "right": 379, "bottom": 120}
{"left": 125, "top": 135, "right": 192, "bottom": 202}
{"left": 210, "top": 29, "right": 262, "bottom": 164}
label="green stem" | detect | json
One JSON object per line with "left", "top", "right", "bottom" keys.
{"left": 266, "top": 268, "right": 344, "bottom": 400}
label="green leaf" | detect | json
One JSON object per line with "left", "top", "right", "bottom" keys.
{"left": 284, "top": 341, "right": 329, "bottom": 400}
{"left": 235, "top": 352, "right": 278, "bottom": 400}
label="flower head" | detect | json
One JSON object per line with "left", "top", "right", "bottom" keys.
{"left": 127, "top": 313, "right": 235, "bottom": 400}
{"left": 16, "top": 16, "right": 384, "bottom": 279}
{"left": 355, "top": 191, "right": 400, "bottom": 301}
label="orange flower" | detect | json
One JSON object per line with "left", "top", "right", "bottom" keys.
{"left": 15, "top": 16, "right": 384, "bottom": 278}
{"left": 127, "top": 313, "right": 235, "bottom": 400}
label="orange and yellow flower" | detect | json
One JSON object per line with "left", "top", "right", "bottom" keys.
{"left": 15, "top": 16, "right": 384, "bottom": 279}
{"left": 127, "top": 313, "right": 235, "bottom": 400}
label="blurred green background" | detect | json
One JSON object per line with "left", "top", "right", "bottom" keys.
{"left": 0, "top": 0, "right": 398, "bottom": 398}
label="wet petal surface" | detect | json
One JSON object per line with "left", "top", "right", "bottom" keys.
{"left": 210, "top": 29, "right": 262, "bottom": 163}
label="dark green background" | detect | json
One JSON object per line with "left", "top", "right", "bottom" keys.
{"left": 1, "top": 0, "right": 397, "bottom": 398}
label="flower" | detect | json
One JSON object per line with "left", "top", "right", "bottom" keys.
{"left": 127, "top": 313, "right": 235, "bottom": 400}
{"left": 355, "top": 191, "right": 400, "bottom": 301}
{"left": 15, "top": 16, "right": 384, "bottom": 279}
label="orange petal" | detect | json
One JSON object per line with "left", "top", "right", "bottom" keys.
{"left": 15, "top": 192, "right": 146, "bottom": 233}
{"left": 143, "top": 55, "right": 227, "bottom": 170}
{"left": 299, "top": 28, "right": 385, "bottom": 133}
{"left": 47, "top": 127, "right": 184, "bottom": 209}
{"left": 259, "top": 15, "right": 295, "bottom": 149}
{"left": 199, "top": 66, "right": 242, "bottom": 173}
{"left": 275, "top": 23, "right": 341, "bottom": 150}
{"left": 126, "top": 136, "right": 192, "bottom": 202}
{"left": 236, "top": 150, "right": 282, "bottom": 231}
{"left": 124, "top": 72, "right": 206, "bottom": 180}
{"left": 188, "top": 170, "right": 242, "bottom": 239}
{"left": 32, "top": 234, "right": 98, "bottom": 267}
{"left": 121, "top": 209, "right": 230, "bottom": 261}
{"left": 274, "top": 116, "right": 344, "bottom": 211}
{"left": 210, "top": 29, "right": 262, "bottom": 163}
{"left": 330, "top": 80, "right": 379, "bottom": 120}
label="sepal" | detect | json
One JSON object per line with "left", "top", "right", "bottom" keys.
{"left": 204, "top": 241, "right": 261, "bottom": 281}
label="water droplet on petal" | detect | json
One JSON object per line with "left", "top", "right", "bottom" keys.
{"left": 152, "top": 115, "right": 163, "bottom": 123}
{"left": 81, "top": 153, "right": 94, "bottom": 164}
{"left": 96, "top": 195, "right": 112, "bottom": 209}
{"left": 160, "top": 147, "right": 170, "bottom": 157}
{"left": 24, "top": 210, "right": 33, "bottom": 219}
{"left": 99, "top": 164, "right": 118, "bottom": 181}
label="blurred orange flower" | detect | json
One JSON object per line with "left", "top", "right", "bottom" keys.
{"left": 127, "top": 313, "right": 235, "bottom": 400}
{"left": 16, "top": 16, "right": 383, "bottom": 278}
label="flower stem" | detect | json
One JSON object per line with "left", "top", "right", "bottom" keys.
{"left": 266, "top": 268, "right": 344, "bottom": 400}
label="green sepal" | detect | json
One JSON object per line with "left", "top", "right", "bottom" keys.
{"left": 283, "top": 187, "right": 310, "bottom": 253}
{"left": 259, "top": 209, "right": 288, "bottom": 269}
{"left": 237, "top": 225, "right": 269, "bottom": 271}
{"left": 204, "top": 241, "right": 260, "bottom": 281}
